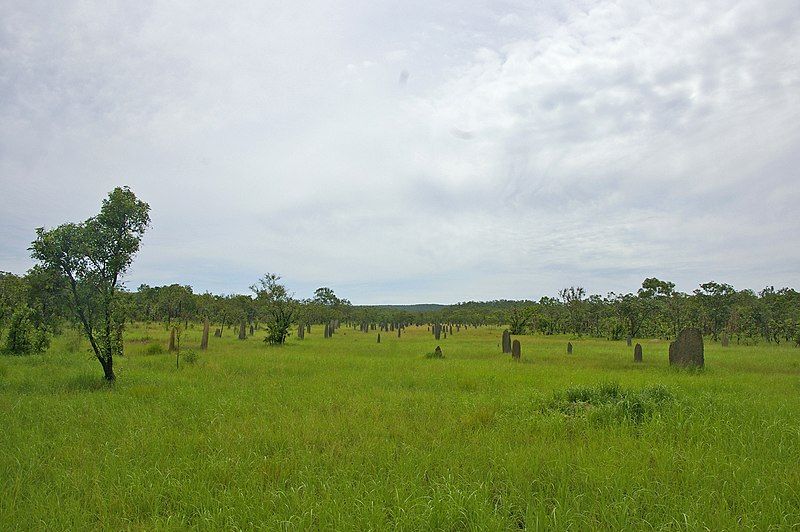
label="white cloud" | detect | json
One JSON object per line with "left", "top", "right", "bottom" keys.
{"left": 1, "top": 0, "right": 798, "bottom": 302}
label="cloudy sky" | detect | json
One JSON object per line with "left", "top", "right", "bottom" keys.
{"left": 1, "top": 1, "right": 798, "bottom": 303}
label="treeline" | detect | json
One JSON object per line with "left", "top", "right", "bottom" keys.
{"left": 7, "top": 186, "right": 795, "bottom": 381}
{"left": 3, "top": 271, "right": 798, "bottom": 347}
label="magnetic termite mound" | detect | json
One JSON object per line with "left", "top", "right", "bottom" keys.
{"left": 511, "top": 339, "right": 521, "bottom": 361}
{"left": 200, "top": 319, "right": 209, "bottom": 350}
{"left": 669, "top": 328, "right": 704, "bottom": 367}
{"left": 501, "top": 330, "right": 512, "bottom": 354}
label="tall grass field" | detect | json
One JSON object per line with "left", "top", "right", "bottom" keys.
{"left": 2, "top": 324, "right": 799, "bottom": 529}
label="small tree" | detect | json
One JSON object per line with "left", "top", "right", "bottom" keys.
{"left": 30, "top": 187, "right": 150, "bottom": 380}
{"left": 251, "top": 273, "right": 296, "bottom": 345}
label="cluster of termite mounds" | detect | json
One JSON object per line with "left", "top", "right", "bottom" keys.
{"left": 501, "top": 330, "right": 521, "bottom": 360}
{"left": 429, "top": 323, "right": 459, "bottom": 341}
{"left": 499, "top": 326, "right": 707, "bottom": 367}
{"left": 323, "top": 320, "right": 339, "bottom": 339}
{"left": 630, "top": 327, "right": 707, "bottom": 366}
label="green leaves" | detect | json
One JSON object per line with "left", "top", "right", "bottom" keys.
{"left": 28, "top": 187, "right": 150, "bottom": 379}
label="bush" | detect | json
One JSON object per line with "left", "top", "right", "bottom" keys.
{"left": 32, "top": 328, "right": 50, "bottom": 353}
{"left": 182, "top": 350, "right": 199, "bottom": 365}
{"left": 425, "top": 347, "right": 444, "bottom": 359}
{"left": 4, "top": 306, "right": 48, "bottom": 355}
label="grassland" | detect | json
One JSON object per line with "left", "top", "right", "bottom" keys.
{"left": 1, "top": 324, "right": 799, "bottom": 530}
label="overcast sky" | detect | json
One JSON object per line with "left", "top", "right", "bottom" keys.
{"left": 1, "top": 1, "right": 799, "bottom": 304}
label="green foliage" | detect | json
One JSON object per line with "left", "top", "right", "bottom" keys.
{"left": 252, "top": 273, "right": 296, "bottom": 345}
{"left": 29, "top": 186, "right": 150, "bottom": 380}
{"left": 507, "top": 306, "right": 531, "bottom": 335}
{"left": 604, "top": 317, "right": 625, "bottom": 340}
{"left": 694, "top": 281, "right": 736, "bottom": 340}
{"left": 101, "top": 276, "right": 800, "bottom": 346}
{"left": 182, "top": 349, "right": 199, "bottom": 365}
{"left": 0, "top": 272, "right": 27, "bottom": 333}
{"left": 4, "top": 305, "right": 48, "bottom": 355}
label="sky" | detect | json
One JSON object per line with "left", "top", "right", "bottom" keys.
{"left": 1, "top": 1, "right": 799, "bottom": 304}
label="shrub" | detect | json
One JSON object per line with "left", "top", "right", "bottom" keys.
{"left": 32, "top": 328, "right": 50, "bottom": 353}
{"left": 182, "top": 350, "right": 199, "bottom": 365}
{"left": 425, "top": 346, "right": 444, "bottom": 359}
{"left": 4, "top": 306, "right": 48, "bottom": 355}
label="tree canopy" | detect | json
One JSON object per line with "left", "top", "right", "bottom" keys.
{"left": 29, "top": 186, "right": 150, "bottom": 380}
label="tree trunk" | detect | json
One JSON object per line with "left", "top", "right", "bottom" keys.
{"left": 100, "top": 356, "right": 115, "bottom": 381}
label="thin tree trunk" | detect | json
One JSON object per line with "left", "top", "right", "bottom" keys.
{"left": 100, "top": 356, "right": 115, "bottom": 381}
{"left": 67, "top": 276, "right": 113, "bottom": 380}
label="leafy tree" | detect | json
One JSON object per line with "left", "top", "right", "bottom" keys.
{"left": 507, "top": 306, "right": 531, "bottom": 334}
{"left": 638, "top": 277, "right": 675, "bottom": 299}
{"left": 30, "top": 187, "right": 150, "bottom": 380}
{"left": 694, "top": 281, "right": 735, "bottom": 340}
{"left": 309, "top": 286, "right": 350, "bottom": 325}
{"left": 559, "top": 286, "right": 586, "bottom": 336}
{"left": 251, "top": 273, "right": 296, "bottom": 345}
{"left": 24, "top": 265, "right": 69, "bottom": 333}
{"left": 156, "top": 284, "right": 196, "bottom": 327}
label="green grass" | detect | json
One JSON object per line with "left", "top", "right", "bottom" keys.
{"left": 1, "top": 324, "right": 800, "bottom": 529}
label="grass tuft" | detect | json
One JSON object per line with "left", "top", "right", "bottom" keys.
{"left": 548, "top": 382, "right": 674, "bottom": 424}
{"left": 142, "top": 342, "right": 165, "bottom": 356}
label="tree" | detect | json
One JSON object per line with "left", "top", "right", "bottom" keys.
{"left": 694, "top": 281, "right": 735, "bottom": 340}
{"left": 559, "top": 286, "right": 586, "bottom": 336}
{"left": 507, "top": 306, "right": 531, "bottom": 334}
{"left": 309, "top": 286, "right": 350, "bottom": 325}
{"left": 251, "top": 273, "right": 296, "bottom": 345}
{"left": 30, "top": 187, "right": 150, "bottom": 380}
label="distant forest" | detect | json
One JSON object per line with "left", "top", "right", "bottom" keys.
{"left": 3, "top": 271, "right": 798, "bottom": 345}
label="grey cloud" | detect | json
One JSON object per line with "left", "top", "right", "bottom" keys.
{"left": 1, "top": 0, "right": 798, "bottom": 303}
